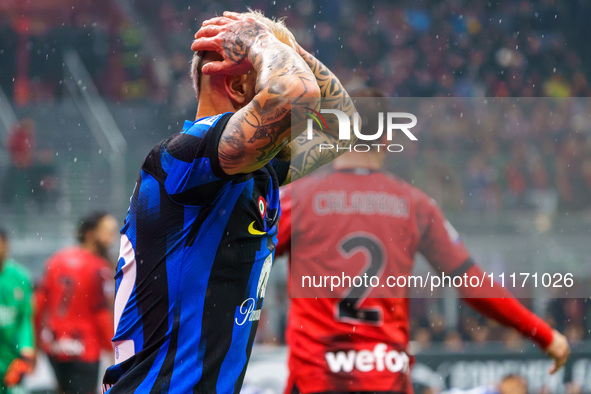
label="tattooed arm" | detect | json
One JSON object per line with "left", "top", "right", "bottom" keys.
{"left": 192, "top": 12, "right": 320, "bottom": 175}
{"left": 282, "top": 45, "right": 358, "bottom": 184}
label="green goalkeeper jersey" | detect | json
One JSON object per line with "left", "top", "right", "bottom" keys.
{"left": 0, "top": 259, "right": 34, "bottom": 377}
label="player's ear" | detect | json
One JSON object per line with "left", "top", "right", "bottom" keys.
{"left": 224, "top": 71, "right": 256, "bottom": 107}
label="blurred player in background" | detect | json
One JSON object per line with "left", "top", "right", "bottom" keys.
{"left": 35, "top": 212, "right": 117, "bottom": 394}
{"left": 0, "top": 228, "right": 35, "bottom": 392}
{"left": 276, "top": 88, "right": 570, "bottom": 394}
{"left": 101, "top": 9, "right": 354, "bottom": 393}
{"left": 1, "top": 118, "right": 35, "bottom": 207}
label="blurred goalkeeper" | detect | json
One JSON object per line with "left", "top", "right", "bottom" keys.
{"left": 0, "top": 229, "right": 34, "bottom": 392}
{"left": 276, "top": 88, "right": 570, "bottom": 394}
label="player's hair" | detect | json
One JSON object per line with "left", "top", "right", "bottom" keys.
{"left": 500, "top": 373, "right": 527, "bottom": 382}
{"left": 191, "top": 9, "right": 297, "bottom": 97}
{"left": 349, "top": 87, "right": 386, "bottom": 138}
{"left": 77, "top": 211, "right": 110, "bottom": 244}
{"left": 0, "top": 227, "right": 7, "bottom": 242}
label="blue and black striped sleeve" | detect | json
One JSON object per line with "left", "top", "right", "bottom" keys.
{"left": 157, "top": 112, "right": 235, "bottom": 204}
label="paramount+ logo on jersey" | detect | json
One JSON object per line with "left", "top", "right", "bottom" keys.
{"left": 325, "top": 343, "right": 410, "bottom": 374}
{"left": 305, "top": 106, "right": 418, "bottom": 153}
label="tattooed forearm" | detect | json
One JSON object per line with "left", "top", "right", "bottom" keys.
{"left": 218, "top": 32, "right": 320, "bottom": 175}
{"left": 286, "top": 128, "right": 352, "bottom": 183}
{"left": 284, "top": 49, "right": 358, "bottom": 184}
{"left": 300, "top": 50, "right": 356, "bottom": 129}
{"left": 219, "top": 114, "right": 290, "bottom": 170}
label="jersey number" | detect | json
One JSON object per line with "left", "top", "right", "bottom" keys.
{"left": 57, "top": 275, "right": 75, "bottom": 316}
{"left": 337, "top": 233, "right": 385, "bottom": 325}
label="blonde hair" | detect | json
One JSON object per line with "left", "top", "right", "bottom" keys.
{"left": 244, "top": 9, "right": 296, "bottom": 48}
{"left": 191, "top": 9, "right": 296, "bottom": 95}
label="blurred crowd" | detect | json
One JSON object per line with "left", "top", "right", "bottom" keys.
{"left": 2, "top": 118, "right": 59, "bottom": 213}
{"left": 146, "top": 0, "right": 591, "bottom": 212}
{"left": 390, "top": 99, "right": 591, "bottom": 213}
{"left": 0, "top": 0, "right": 156, "bottom": 103}
{"left": 2, "top": 0, "right": 591, "bottom": 99}
{"left": 143, "top": 0, "right": 591, "bottom": 97}
{"left": 408, "top": 297, "right": 591, "bottom": 353}
{"left": 2, "top": 0, "right": 591, "bottom": 212}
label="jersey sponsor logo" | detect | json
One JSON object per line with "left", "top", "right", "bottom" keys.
{"left": 235, "top": 254, "right": 272, "bottom": 326}
{"left": 51, "top": 337, "right": 85, "bottom": 356}
{"left": 325, "top": 343, "right": 409, "bottom": 374}
{"left": 248, "top": 221, "right": 267, "bottom": 236}
{"left": 0, "top": 305, "right": 17, "bottom": 327}
{"left": 235, "top": 298, "right": 261, "bottom": 326}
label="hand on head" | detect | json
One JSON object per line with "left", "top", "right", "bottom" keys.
{"left": 191, "top": 11, "right": 274, "bottom": 75}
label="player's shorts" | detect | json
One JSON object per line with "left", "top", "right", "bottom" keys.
{"left": 48, "top": 357, "right": 99, "bottom": 394}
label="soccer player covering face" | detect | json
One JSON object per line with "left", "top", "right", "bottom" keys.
{"left": 276, "top": 89, "right": 571, "bottom": 394}
{"left": 102, "top": 10, "right": 355, "bottom": 393}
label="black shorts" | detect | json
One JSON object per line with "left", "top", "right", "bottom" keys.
{"left": 48, "top": 357, "right": 99, "bottom": 394}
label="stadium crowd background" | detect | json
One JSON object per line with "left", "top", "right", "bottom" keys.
{"left": 1, "top": 0, "right": 591, "bottom": 391}
{"left": 2, "top": 0, "right": 591, "bottom": 213}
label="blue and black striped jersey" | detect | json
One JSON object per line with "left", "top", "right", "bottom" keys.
{"left": 102, "top": 113, "right": 288, "bottom": 393}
